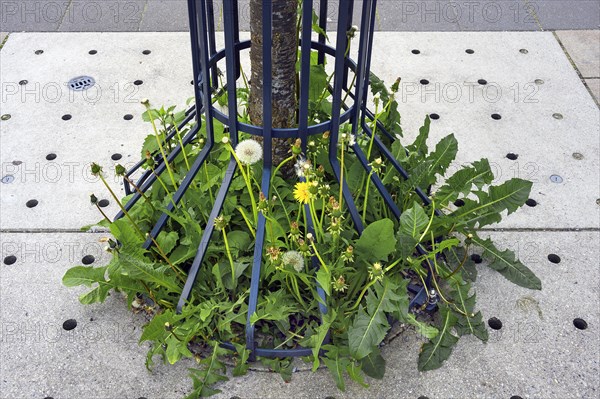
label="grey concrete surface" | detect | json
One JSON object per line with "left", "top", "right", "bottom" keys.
{"left": 585, "top": 78, "right": 600, "bottom": 103}
{"left": 556, "top": 30, "right": 600, "bottom": 78}
{"left": 0, "top": 230, "right": 597, "bottom": 398}
{"left": 1, "top": 0, "right": 599, "bottom": 33}
{"left": 3, "top": 31, "right": 597, "bottom": 231}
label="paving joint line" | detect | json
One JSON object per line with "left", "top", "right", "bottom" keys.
{"left": 552, "top": 30, "right": 600, "bottom": 108}
{"left": 56, "top": 0, "right": 74, "bottom": 31}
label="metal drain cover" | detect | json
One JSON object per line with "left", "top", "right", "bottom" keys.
{"left": 68, "top": 76, "right": 95, "bottom": 91}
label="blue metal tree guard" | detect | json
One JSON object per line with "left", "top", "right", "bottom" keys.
{"left": 117, "top": 0, "right": 438, "bottom": 360}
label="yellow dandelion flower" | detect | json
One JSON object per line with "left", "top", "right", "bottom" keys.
{"left": 294, "top": 181, "right": 313, "bottom": 204}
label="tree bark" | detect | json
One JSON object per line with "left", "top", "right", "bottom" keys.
{"left": 249, "top": 0, "right": 298, "bottom": 166}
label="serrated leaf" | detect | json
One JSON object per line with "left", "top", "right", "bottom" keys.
{"left": 448, "top": 278, "right": 488, "bottom": 342}
{"left": 400, "top": 202, "right": 428, "bottom": 240}
{"left": 360, "top": 347, "right": 386, "bottom": 379}
{"left": 315, "top": 267, "right": 331, "bottom": 297}
{"left": 232, "top": 343, "right": 250, "bottom": 377}
{"left": 405, "top": 314, "right": 439, "bottom": 339}
{"left": 435, "top": 159, "right": 494, "bottom": 206}
{"left": 355, "top": 218, "right": 397, "bottom": 262}
{"left": 409, "top": 116, "right": 430, "bottom": 157}
{"left": 323, "top": 352, "right": 349, "bottom": 391}
{"left": 140, "top": 311, "right": 173, "bottom": 342}
{"left": 302, "top": 310, "right": 336, "bottom": 371}
{"left": 426, "top": 133, "right": 458, "bottom": 177}
{"left": 473, "top": 236, "right": 542, "bottom": 290}
{"left": 418, "top": 305, "right": 459, "bottom": 371}
{"left": 348, "top": 279, "right": 401, "bottom": 359}
{"left": 346, "top": 361, "right": 369, "bottom": 388}
{"left": 454, "top": 178, "right": 532, "bottom": 228}
{"left": 78, "top": 282, "right": 112, "bottom": 304}
{"left": 156, "top": 231, "right": 179, "bottom": 255}
{"left": 185, "top": 343, "right": 228, "bottom": 398}
{"left": 62, "top": 266, "right": 107, "bottom": 287}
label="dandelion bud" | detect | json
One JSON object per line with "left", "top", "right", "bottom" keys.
{"left": 90, "top": 193, "right": 98, "bottom": 205}
{"left": 115, "top": 164, "right": 126, "bottom": 176}
{"left": 141, "top": 98, "right": 150, "bottom": 106}
{"left": 332, "top": 275, "right": 348, "bottom": 293}
{"left": 164, "top": 322, "right": 172, "bottom": 331}
{"left": 291, "top": 139, "right": 302, "bottom": 156}
{"left": 214, "top": 215, "right": 227, "bottom": 231}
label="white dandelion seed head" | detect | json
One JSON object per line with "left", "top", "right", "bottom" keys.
{"left": 282, "top": 251, "right": 304, "bottom": 272}
{"left": 294, "top": 157, "right": 309, "bottom": 177}
{"left": 235, "top": 139, "right": 263, "bottom": 165}
{"left": 348, "top": 134, "right": 356, "bottom": 146}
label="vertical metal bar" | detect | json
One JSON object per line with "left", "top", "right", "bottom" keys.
{"left": 232, "top": 0, "right": 241, "bottom": 80}
{"left": 177, "top": 159, "right": 238, "bottom": 312}
{"left": 350, "top": 0, "right": 372, "bottom": 135}
{"left": 317, "top": 0, "right": 328, "bottom": 65}
{"left": 206, "top": 0, "right": 218, "bottom": 90}
{"left": 298, "top": 0, "right": 313, "bottom": 152}
{"left": 360, "top": 0, "right": 377, "bottom": 127}
{"left": 188, "top": 0, "right": 203, "bottom": 110}
{"left": 342, "top": 0, "right": 354, "bottom": 89}
{"left": 328, "top": 0, "right": 364, "bottom": 233}
{"left": 246, "top": 0, "right": 273, "bottom": 361}
{"left": 223, "top": 0, "right": 240, "bottom": 146}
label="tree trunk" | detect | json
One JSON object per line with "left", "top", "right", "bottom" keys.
{"left": 249, "top": 0, "right": 298, "bottom": 167}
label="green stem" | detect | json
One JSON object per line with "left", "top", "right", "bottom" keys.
{"left": 237, "top": 206, "right": 256, "bottom": 238}
{"left": 98, "top": 174, "right": 144, "bottom": 240}
{"left": 226, "top": 143, "right": 258, "bottom": 223}
{"left": 222, "top": 227, "right": 236, "bottom": 288}
{"left": 124, "top": 175, "right": 156, "bottom": 212}
{"left": 95, "top": 203, "right": 111, "bottom": 223}
{"left": 270, "top": 155, "right": 296, "bottom": 185}
{"left": 145, "top": 105, "right": 178, "bottom": 189}
{"left": 362, "top": 171, "right": 374, "bottom": 222}
{"left": 309, "top": 241, "right": 328, "bottom": 273}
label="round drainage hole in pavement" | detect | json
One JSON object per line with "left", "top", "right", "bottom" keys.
{"left": 82, "top": 255, "right": 95, "bottom": 265}
{"left": 88, "top": 50, "right": 97, "bottom": 55}
{"left": 477, "top": 79, "right": 487, "bottom": 85}
{"left": 412, "top": 49, "right": 420, "bottom": 54}
{"left": 547, "top": 254, "right": 561, "bottom": 264}
{"left": 510, "top": 396, "right": 523, "bottom": 399}
{"left": 572, "top": 152, "right": 584, "bottom": 160}
{"left": 550, "top": 174, "right": 563, "bottom": 183}
{"left": 491, "top": 113, "right": 502, "bottom": 120}
{"left": 68, "top": 76, "right": 95, "bottom": 91}
{"left": 465, "top": 49, "right": 474, "bottom": 54}
{"left": 26, "top": 199, "right": 38, "bottom": 208}
{"left": 470, "top": 254, "right": 482, "bottom": 264}
{"left": 46, "top": 153, "right": 57, "bottom": 161}
{"left": 573, "top": 318, "right": 588, "bottom": 330}
{"left": 35, "top": 49, "right": 44, "bottom": 55}
{"left": 553, "top": 113, "right": 563, "bottom": 120}
{"left": 1, "top": 175, "right": 14, "bottom": 184}
{"left": 63, "top": 319, "right": 77, "bottom": 331}
{"left": 453, "top": 199, "right": 465, "bottom": 207}
{"left": 1, "top": 114, "right": 11, "bottom": 121}
{"left": 519, "top": 48, "right": 528, "bottom": 54}
{"left": 19, "top": 80, "right": 28, "bottom": 85}
{"left": 98, "top": 199, "right": 110, "bottom": 208}
{"left": 506, "top": 153, "right": 518, "bottom": 160}
{"left": 124, "top": 114, "right": 133, "bottom": 121}
{"left": 488, "top": 317, "right": 502, "bottom": 330}
{"left": 535, "top": 79, "right": 544, "bottom": 85}
{"left": 3, "top": 255, "right": 17, "bottom": 265}
{"left": 62, "top": 114, "right": 72, "bottom": 121}
{"left": 142, "top": 49, "right": 151, "bottom": 55}
{"left": 420, "top": 79, "right": 430, "bottom": 85}
{"left": 134, "top": 80, "right": 144, "bottom": 86}
{"left": 429, "top": 113, "right": 440, "bottom": 120}
{"left": 526, "top": 198, "right": 537, "bottom": 207}
{"left": 111, "top": 153, "right": 123, "bottom": 161}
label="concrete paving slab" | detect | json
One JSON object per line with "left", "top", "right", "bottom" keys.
{"left": 57, "top": 0, "right": 147, "bottom": 32}
{"left": 556, "top": 30, "right": 600, "bottom": 79}
{"left": 0, "top": 232, "right": 191, "bottom": 399}
{"left": 1, "top": 230, "right": 597, "bottom": 398}
{"left": 139, "top": 0, "right": 189, "bottom": 32}
{"left": 1, "top": 32, "right": 599, "bottom": 232}
{"left": 533, "top": 0, "right": 600, "bottom": 31}
{"left": 0, "top": 0, "right": 67, "bottom": 31}
{"left": 586, "top": 78, "right": 600, "bottom": 103}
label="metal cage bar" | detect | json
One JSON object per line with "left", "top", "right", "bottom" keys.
{"left": 118, "top": 0, "right": 445, "bottom": 359}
